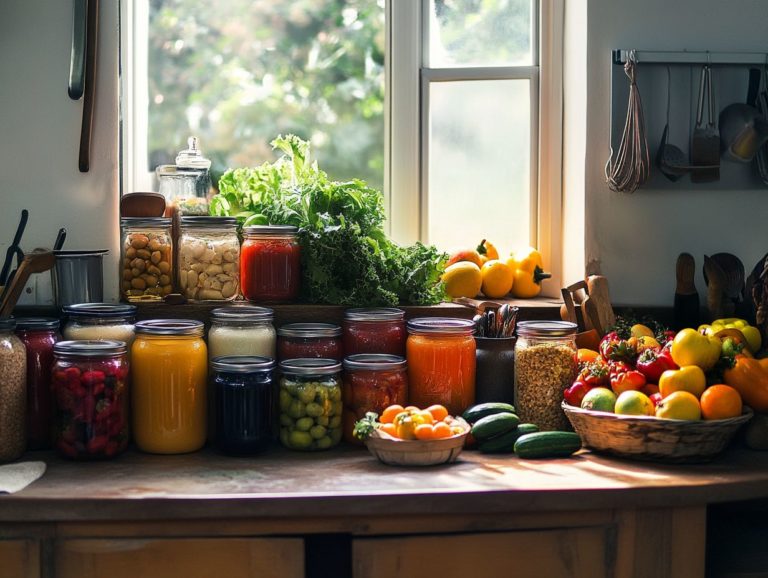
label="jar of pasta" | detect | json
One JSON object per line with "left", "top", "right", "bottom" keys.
{"left": 179, "top": 216, "right": 240, "bottom": 301}
{"left": 120, "top": 217, "right": 173, "bottom": 301}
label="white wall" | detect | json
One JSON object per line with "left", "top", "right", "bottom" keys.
{"left": 0, "top": 0, "right": 119, "bottom": 304}
{"left": 583, "top": 0, "right": 768, "bottom": 306}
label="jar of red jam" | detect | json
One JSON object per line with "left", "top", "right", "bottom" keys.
{"left": 52, "top": 340, "right": 130, "bottom": 460}
{"left": 342, "top": 354, "right": 408, "bottom": 444}
{"left": 241, "top": 225, "right": 301, "bottom": 302}
{"left": 277, "top": 323, "right": 343, "bottom": 361}
{"left": 342, "top": 308, "right": 406, "bottom": 357}
{"left": 16, "top": 318, "right": 60, "bottom": 450}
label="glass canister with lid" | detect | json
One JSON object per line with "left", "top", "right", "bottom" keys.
{"left": 278, "top": 359, "right": 342, "bottom": 451}
{"left": 343, "top": 308, "right": 406, "bottom": 357}
{"left": 52, "top": 340, "right": 129, "bottom": 460}
{"left": 406, "top": 317, "right": 476, "bottom": 416}
{"left": 241, "top": 225, "right": 301, "bottom": 303}
{"left": 0, "top": 318, "right": 27, "bottom": 463}
{"left": 277, "top": 323, "right": 343, "bottom": 361}
{"left": 179, "top": 216, "right": 240, "bottom": 301}
{"left": 120, "top": 217, "right": 174, "bottom": 301}
{"left": 208, "top": 306, "right": 276, "bottom": 360}
{"left": 514, "top": 321, "right": 578, "bottom": 431}
{"left": 62, "top": 303, "right": 137, "bottom": 346}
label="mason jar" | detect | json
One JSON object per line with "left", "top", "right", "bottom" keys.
{"left": 342, "top": 308, "right": 406, "bottom": 357}
{"left": 208, "top": 306, "right": 276, "bottom": 360}
{"left": 120, "top": 217, "right": 173, "bottom": 302}
{"left": 0, "top": 318, "right": 27, "bottom": 462}
{"left": 241, "top": 225, "right": 301, "bottom": 302}
{"left": 179, "top": 216, "right": 240, "bottom": 301}
{"left": 62, "top": 303, "right": 137, "bottom": 346}
{"left": 277, "top": 323, "right": 343, "bottom": 361}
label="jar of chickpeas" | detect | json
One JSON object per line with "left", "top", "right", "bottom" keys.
{"left": 120, "top": 218, "right": 173, "bottom": 302}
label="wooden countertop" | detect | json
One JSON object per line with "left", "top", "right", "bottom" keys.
{"left": 2, "top": 446, "right": 767, "bottom": 523}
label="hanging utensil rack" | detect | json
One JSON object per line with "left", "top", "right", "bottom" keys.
{"left": 613, "top": 50, "right": 768, "bottom": 67}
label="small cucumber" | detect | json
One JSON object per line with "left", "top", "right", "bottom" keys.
{"left": 478, "top": 423, "right": 539, "bottom": 454}
{"left": 471, "top": 412, "right": 520, "bottom": 441}
{"left": 462, "top": 402, "right": 517, "bottom": 424}
{"left": 514, "top": 431, "right": 582, "bottom": 459}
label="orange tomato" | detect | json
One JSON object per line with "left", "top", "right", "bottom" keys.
{"left": 432, "top": 422, "right": 452, "bottom": 439}
{"left": 414, "top": 424, "right": 436, "bottom": 440}
{"left": 700, "top": 385, "right": 743, "bottom": 420}
{"left": 380, "top": 404, "right": 405, "bottom": 424}
{"left": 577, "top": 348, "right": 600, "bottom": 364}
{"left": 404, "top": 405, "right": 420, "bottom": 413}
{"left": 416, "top": 409, "right": 436, "bottom": 424}
{"left": 379, "top": 423, "right": 397, "bottom": 437}
{"left": 426, "top": 404, "right": 449, "bottom": 422}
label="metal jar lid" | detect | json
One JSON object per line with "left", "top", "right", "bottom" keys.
{"left": 15, "top": 317, "right": 60, "bottom": 331}
{"left": 63, "top": 303, "right": 137, "bottom": 319}
{"left": 406, "top": 317, "right": 475, "bottom": 336}
{"left": 0, "top": 318, "right": 16, "bottom": 331}
{"left": 279, "top": 358, "right": 342, "bottom": 376}
{"left": 342, "top": 354, "right": 406, "bottom": 371}
{"left": 134, "top": 319, "right": 204, "bottom": 337}
{"left": 54, "top": 340, "right": 127, "bottom": 357}
{"left": 211, "top": 306, "right": 274, "bottom": 323}
{"left": 121, "top": 217, "right": 172, "bottom": 228}
{"left": 277, "top": 323, "right": 342, "bottom": 338}
{"left": 516, "top": 320, "right": 578, "bottom": 337}
{"left": 211, "top": 355, "right": 276, "bottom": 373}
{"left": 180, "top": 216, "right": 238, "bottom": 229}
{"left": 243, "top": 225, "right": 298, "bottom": 237}
{"left": 344, "top": 308, "right": 405, "bottom": 322}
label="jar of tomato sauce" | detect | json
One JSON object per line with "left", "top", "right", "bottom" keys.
{"left": 131, "top": 320, "right": 207, "bottom": 454}
{"left": 277, "top": 323, "right": 343, "bottom": 361}
{"left": 241, "top": 225, "right": 300, "bottom": 302}
{"left": 342, "top": 308, "right": 406, "bottom": 356}
{"left": 342, "top": 354, "right": 408, "bottom": 444}
{"left": 406, "top": 317, "right": 476, "bottom": 416}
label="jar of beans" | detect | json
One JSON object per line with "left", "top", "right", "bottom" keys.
{"left": 120, "top": 217, "right": 173, "bottom": 301}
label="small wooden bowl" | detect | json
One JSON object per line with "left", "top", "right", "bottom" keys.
{"left": 365, "top": 421, "right": 470, "bottom": 467}
{"left": 562, "top": 402, "right": 753, "bottom": 463}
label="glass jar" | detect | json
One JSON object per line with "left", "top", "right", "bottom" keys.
{"left": 0, "top": 319, "right": 27, "bottom": 463}
{"left": 343, "top": 308, "right": 406, "bottom": 357}
{"left": 277, "top": 323, "right": 343, "bottom": 361}
{"left": 179, "top": 216, "right": 240, "bottom": 301}
{"left": 406, "top": 317, "right": 476, "bottom": 416}
{"left": 156, "top": 137, "right": 212, "bottom": 216}
{"left": 16, "top": 318, "right": 60, "bottom": 450}
{"left": 342, "top": 354, "right": 408, "bottom": 444}
{"left": 62, "top": 303, "right": 137, "bottom": 346}
{"left": 212, "top": 355, "right": 275, "bottom": 455}
{"left": 132, "top": 320, "right": 207, "bottom": 454}
{"left": 278, "top": 359, "right": 342, "bottom": 451}
{"left": 241, "top": 225, "right": 301, "bottom": 302}
{"left": 208, "top": 306, "right": 276, "bottom": 360}
{"left": 514, "top": 321, "right": 578, "bottom": 431}
{"left": 121, "top": 217, "right": 174, "bottom": 302}
{"left": 51, "top": 340, "right": 129, "bottom": 460}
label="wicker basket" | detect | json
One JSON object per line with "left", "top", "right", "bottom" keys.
{"left": 562, "top": 402, "right": 753, "bottom": 463}
{"left": 365, "top": 421, "right": 470, "bottom": 467}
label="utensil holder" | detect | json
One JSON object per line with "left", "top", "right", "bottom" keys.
{"left": 474, "top": 336, "right": 516, "bottom": 405}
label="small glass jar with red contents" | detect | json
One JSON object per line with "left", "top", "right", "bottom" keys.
{"left": 342, "top": 308, "right": 406, "bottom": 357}
{"left": 52, "top": 340, "right": 130, "bottom": 460}
{"left": 277, "top": 323, "right": 343, "bottom": 361}
{"left": 342, "top": 354, "right": 408, "bottom": 444}
{"left": 16, "top": 318, "right": 60, "bottom": 449}
{"left": 241, "top": 225, "right": 301, "bottom": 302}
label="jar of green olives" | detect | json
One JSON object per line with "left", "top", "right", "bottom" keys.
{"left": 278, "top": 358, "right": 342, "bottom": 451}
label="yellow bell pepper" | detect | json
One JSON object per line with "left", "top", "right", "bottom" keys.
{"left": 699, "top": 318, "right": 762, "bottom": 353}
{"left": 506, "top": 247, "right": 551, "bottom": 298}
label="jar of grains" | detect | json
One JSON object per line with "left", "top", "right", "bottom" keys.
{"left": 0, "top": 318, "right": 27, "bottom": 462}
{"left": 208, "top": 306, "right": 276, "bottom": 360}
{"left": 514, "top": 321, "right": 578, "bottom": 431}
{"left": 120, "top": 217, "right": 173, "bottom": 301}
{"left": 178, "top": 216, "right": 240, "bottom": 301}
{"left": 62, "top": 303, "right": 137, "bottom": 346}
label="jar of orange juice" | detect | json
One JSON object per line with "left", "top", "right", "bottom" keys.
{"left": 406, "top": 318, "right": 476, "bottom": 416}
{"left": 131, "top": 319, "right": 207, "bottom": 453}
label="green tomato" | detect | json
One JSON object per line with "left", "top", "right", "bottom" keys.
{"left": 332, "top": 400, "right": 343, "bottom": 417}
{"left": 316, "top": 415, "right": 329, "bottom": 427}
{"left": 279, "top": 389, "right": 292, "bottom": 411}
{"left": 288, "top": 430, "right": 313, "bottom": 449}
{"left": 279, "top": 414, "right": 294, "bottom": 427}
{"left": 310, "top": 424, "right": 327, "bottom": 439}
{"left": 315, "top": 436, "right": 333, "bottom": 449}
{"left": 295, "top": 417, "right": 314, "bottom": 432}
{"left": 305, "top": 402, "right": 324, "bottom": 417}
{"left": 329, "top": 386, "right": 342, "bottom": 401}
{"left": 298, "top": 384, "right": 316, "bottom": 404}
{"left": 329, "top": 415, "right": 342, "bottom": 429}
{"left": 288, "top": 400, "right": 305, "bottom": 419}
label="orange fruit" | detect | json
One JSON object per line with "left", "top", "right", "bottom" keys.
{"left": 426, "top": 404, "right": 449, "bottom": 422}
{"left": 442, "top": 261, "right": 482, "bottom": 298}
{"left": 480, "top": 260, "right": 514, "bottom": 298}
{"left": 577, "top": 348, "right": 600, "bottom": 364}
{"left": 655, "top": 391, "right": 701, "bottom": 420}
{"left": 380, "top": 404, "right": 404, "bottom": 424}
{"left": 379, "top": 423, "right": 397, "bottom": 437}
{"left": 414, "top": 424, "right": 435, "bottom": 440}
{"left": 700, "top": 385, "right": 743, "bottom": 420}
{"left": 432, "top": 422, "right": 452, "bottom": 439}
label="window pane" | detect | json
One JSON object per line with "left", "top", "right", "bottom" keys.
{"left": 147, "top": 0, "right": 385, "bottom": 191}
{"left": 428, "top": 0, "right": 534, "bottom": 67}
{"left": 427, "top": 79, "right": 531, "bottom": 254}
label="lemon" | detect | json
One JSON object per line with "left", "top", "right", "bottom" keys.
{"left": 442, "top": 261, "right": 482, "bottom": 298}
{"left": 615, "top": 390, "right": 654, "bottom": 416}
{"left": 480, "top": 260, "right": 514, "bottom": 298}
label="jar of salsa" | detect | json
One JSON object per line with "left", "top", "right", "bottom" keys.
{"left": 406, "top": 317, "right": 476, "bottom": 416}
{"left": 241, "top": 225, "right": 300, "bottom": 302}
{"left": 52, "top": 340, "right": 129, "bottom": 460}
{"left": 131, "top": 320, "right": 207, "bottom": 454}
{"left": 16, "top": 318, "right": 60, "bottom": 450}
{"left": 277, "top": 323, "right": 343, "bottom": 361}
{"left": 342, "top": 308, "right": 406, "bottom": 356}
{"left": 342, "top": 354, "right": 408, "bottom": 444}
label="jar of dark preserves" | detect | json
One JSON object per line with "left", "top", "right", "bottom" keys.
{"left": 277, "top": 323, "right": 343, "bottom": 361}
{"left": 342, "top": 308, "right": 406, "bottom": 357}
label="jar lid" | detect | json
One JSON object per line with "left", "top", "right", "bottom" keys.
{"left": 180, "top": 216, "right": 237, "bottom": 228}
{"left": 120, "top": 217, "right": 172, "bottom": 227}
{"left": 407, "top": 317, "right": 475, "bottom": 336}
{"left": 211, "top": 305, "right": 274, "bottom": 322}
{"left": 54, "top": 340, "right": 127, "bottom": 357}
{"left": 63, "top": 303, "right": 137, "bottom": 319}
{"left": 53, "top": 249, "right": 109, "bottom": 258}
{"left": 277, "top": 323, "right": 341, "bottom": 338}
{"left": 243, "top": 225, "right": 298, "bottom": 236}
{"left": 15, "top": 317, "right": 60, "bottom": 330}
{"left": 134, "top": 319, "right": 204, "bottom": 336}
{"left": 211, "top": 355, "right": 276, "bottom": 373}
{"left": 344, "top": 307, "right": 405, "bottom": 322}
{"left": 279, "top": 358, "right": 342, "bottom": 376}
{"left": 516, "top": 320, "right": 578, "bottom": 337}
{"left": 342, "top": 354, "right": 406, "bottom": 371}
{"left": 0, "top": 318, "right": 16, "bottom": 331}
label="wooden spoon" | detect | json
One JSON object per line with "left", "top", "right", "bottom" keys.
{"left": 0, "top": 251, "right": 56, "bottom": 317}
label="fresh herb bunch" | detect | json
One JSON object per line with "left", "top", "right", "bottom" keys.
{"left": 210, "top": 135, "right": 447, "bottom": 306}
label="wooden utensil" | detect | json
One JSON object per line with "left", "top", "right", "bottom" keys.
{"left": 703, "top": 255, "right": 729, "bottom": 319}
{"left": 120, "top": 192, "right": 167, "bottom": 218}
{"left": 586, "top": 275, "right": 616, "bottom": 335}
{"left": 78, "top": 0, "right": 99, "bottom": 172}
{"left": 673, "top": 253, "right": 700, "bottom": 329}
{"left": 0, "top": 251, "right": 56, "bottom": 317}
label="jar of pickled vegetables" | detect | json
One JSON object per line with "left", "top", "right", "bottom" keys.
{"left": 179, "top": 216, "right": 240, "bottom": 301}
{"left": 62, "top": 303, "right": 137, "bottom": 346}
{"left": 342, "top": 354, "right": 408, "bottom": 444}
{"left": 16, "top": 318, "right": 60, "bottom": 450}
{"left": 277, "top": 323, "right": 343, "bottom": 361}
{"left": 278, "top": 359, "right": 342, "bottom": 451}
{"left": 241, "top": 225, "right": 301, "bottom": 302}
{"left": 208, "top": 306, "right": 276, "bottom": 360}
{"left": 212, "top": 355, "right": 275, "bottom": 455}
{"left": 406, "top": 317, "right": 476, "bottom": 416}
{"left": 132, "top": 320, "right": 207, "bottom": 454}
{"left": 52, "top": 340, "right": 129, "bottom": 460}
{"left": 121, "top": 218, "right": 173, "bottom": 301}
{"left": 343, "top": 308, "right": 406, "bottom": 356}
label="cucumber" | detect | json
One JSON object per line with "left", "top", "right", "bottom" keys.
{"left": 462, "top": 402, "right": 517, "bottom": 424}
{"left": 514, "top": 431, "right": 582, "bottom": 459}
{"left": 471, "top": 412, "right": 520, "bottom": 441}
{"left": 478, "top": 423, "right": 539, "bottom": 454}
